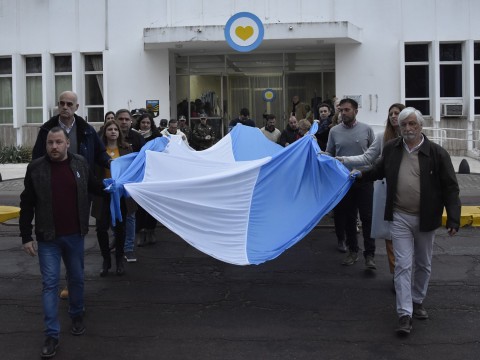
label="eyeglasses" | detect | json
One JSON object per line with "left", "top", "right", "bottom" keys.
{"left": 59, "top": 101, "right": 74, "bottom": 107}
{"left": 117, "top": 117, "right": 131, "bottom": 121}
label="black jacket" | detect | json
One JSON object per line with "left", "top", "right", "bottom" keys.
{"left": 278, "top": 125, "right": 299, "bottom": 147}
{"left": 19, "top": 153, "right": 103, "bottom": 244}
{"left": 32, "top": 114, "right": 110, "bottom": 171}
{"left": 361, "top": 135, "right": 461, "bottom": 231}
{"left": 125, "top": 128, "right": 146, "bottom": 152}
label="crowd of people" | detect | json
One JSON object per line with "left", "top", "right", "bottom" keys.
{"left": 19, "top": 90, "right": 461, "bottom": 358}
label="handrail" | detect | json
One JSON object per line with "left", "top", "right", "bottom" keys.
{"left": 422, "top": 127, "right": 480, "bottom": 150}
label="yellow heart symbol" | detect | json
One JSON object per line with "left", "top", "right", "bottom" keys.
{"left": 235, "top": 26, "right": 254, "bottom": 41}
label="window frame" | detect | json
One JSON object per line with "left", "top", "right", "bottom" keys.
{"left": 25, "top": 55, "right": 43, "bottom": 124}
{"left": 0, "top": 56, "right": 13, "bottom": 124}
{"left": 404, "top": 43, "right": 431, "bottom": 116}
{"left": 439, "top": 42, "right": 463, "bottom": 99}
{"left": 474, "top": 42, "right": 480, "bottom": 115}
{"left": 83, "top": 53, "right": 104, "bottom": 122}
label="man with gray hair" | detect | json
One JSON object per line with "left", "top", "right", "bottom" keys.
{"left": 354, "top": 107, "right": 460, "bottom": 335}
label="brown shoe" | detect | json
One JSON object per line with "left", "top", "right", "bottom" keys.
{"left": 59, "top": 286, "right": 68, "bottom": 300}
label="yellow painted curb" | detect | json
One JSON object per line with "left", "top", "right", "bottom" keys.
{"left": 442, "top": 206, "right": 480, "bottom": 227}
{"left": 0, "top": 206, "right": 20, "bottom": 223}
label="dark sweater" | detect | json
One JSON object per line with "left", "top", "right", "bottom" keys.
{"left": 51, "top": 159, "right": 80, "bottom": 236}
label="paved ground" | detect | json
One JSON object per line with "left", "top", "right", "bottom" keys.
{"left": 1, "top": 161, "right": 479, "bottom": 359}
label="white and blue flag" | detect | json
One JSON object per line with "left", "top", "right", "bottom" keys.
{"left": 109, "top": 124, "right": 353, "bottom": 265}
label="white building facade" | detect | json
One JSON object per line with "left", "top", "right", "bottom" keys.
{"left": 1, "top": 0, "right": 479, "bottom": 154}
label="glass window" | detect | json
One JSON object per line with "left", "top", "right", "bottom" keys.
{"left": 405, "top": 100, "right": 430, "bottom": 116}
{"left": 404, "top": 44, "right": 430, "bottom": 115}
{"left": 405, "top": 44, "right": 429, "bottom": 62}
{"left": 54, "top": 55, "right": 72, "bottom": 101}
{"left": 440, "top": 43, "right": 462, "bottom": 61}
{"left": 405, "top": 66, "right": 429, "bottom": 98}
{"left": 0, "top": 57, "right": 13, "bottom": 124}
{"left": 54, "top": 55, "right": 72, "bottom": 72}
{"left": 440, "top": 64, "right": 462, "bottom": 97}
{"left": 26, "top": 57, "right": 42, "bottom": 73}
{"left": 475, "top": 43, "right": 480, "bottom": 61}
{"left": 475, "top": 64, "right": 480, "bottom": 97}
{"left": 26, "top": 56, "right": 43, "bottom": 124}
{"left": 475, "top": 43, "right": 480, "bottom": 114}
{"left": 0, "top": 57, "right": 12, "bottom": 75}
{"left": 439, "top": 43, "right": 462, "bottom": 99}
{"left": 84, "top": 54, "right": 104, "bottom": 122}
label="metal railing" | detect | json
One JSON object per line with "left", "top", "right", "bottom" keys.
{"left": 422, "top": 127, "right": 480, "bottom": 152}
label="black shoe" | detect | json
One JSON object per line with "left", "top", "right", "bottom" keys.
{"left": 413, "top": 302, "right": 429, "bottom": 320}
{"left": 109, "top": 240, "right": 116, "bottom": 253}
{"left": 41, "top": 336, "right": 59, "bottom": 358}
{"left": 71, "top": 316, "right": 86, "bottom": 336}
{"left": 395, "top": 315, "right": 412, "bottom": 335}
{"left": 100, "top": 258, "right": 111, "bottom": 277}
{"left": 116, "top": 262, "right": 125, "bottom": 276}
{"left": 136, "top": 231, "right": 147, "bottom": 247}
{"left": 337, "top": 240, "right": 347, "bottom": 253}
{"left": 365, "top": 255, "right": 376, "bottom": 270}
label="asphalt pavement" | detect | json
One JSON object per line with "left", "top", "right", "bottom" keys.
{"left": 0, "top": 161, "right": 479, "bottom": 359}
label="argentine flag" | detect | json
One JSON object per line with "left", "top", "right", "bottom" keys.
{"left": 111, "top": 124, "right": 352, "bottom": 265}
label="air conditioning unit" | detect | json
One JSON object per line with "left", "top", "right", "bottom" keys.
{"left": 441, "top": 103, "right": 463, "bottom": 117}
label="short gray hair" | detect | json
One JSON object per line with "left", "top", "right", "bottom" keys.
{"left": 398, "top": 107, "right": 424, "bottom": 126}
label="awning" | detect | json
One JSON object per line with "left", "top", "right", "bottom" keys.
{"left": 144, "top": 21, "right": 362, "bottom": 53}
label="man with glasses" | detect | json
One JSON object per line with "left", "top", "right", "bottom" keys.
{"left": 32, "top": 91, "right": 110, "bottom": 171}
{"left": 32, "top": 91, "right": 111, "bottom": 300}
{"left": 161, "top": 118, "right": 190, "bottom": 146}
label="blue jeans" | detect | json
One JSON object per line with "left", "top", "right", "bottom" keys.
{"left": 124, "top": 212, "right": 136, "bottom": 252}
{"left": 38, "top": 234, "right": 85, "bottom": 338}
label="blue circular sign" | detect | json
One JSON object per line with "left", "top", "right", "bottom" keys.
{"left": 262, "top": 88, "right": 276, "bottom": 102}
{"left": 224, "top": 12, "right": 264, "bottom": 52}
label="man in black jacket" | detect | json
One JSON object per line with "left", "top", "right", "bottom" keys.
{"left": 21, "top": 127, "right": 103, "bottom": 358}
{"left": 32, "top": 91, "right": 110, "bottom": 170}
{"left": 228, "top": 107, "right": 256, "bottom": 132}
{"left": 356, "top": 107, "right": 460, "bottom": 336}
{"left": 32, "top": 91, "right": 111, "bottom": 300}
{"left": 278, "top": 115, "right": 299, "bottom": 147}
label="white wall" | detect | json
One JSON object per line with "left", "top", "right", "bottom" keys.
{"left": 1, "top": 0, "right": 480, "bottom": 135}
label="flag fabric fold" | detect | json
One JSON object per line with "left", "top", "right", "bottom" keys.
{"left": 112, "top": 123, "right": 353, "bottom": 265}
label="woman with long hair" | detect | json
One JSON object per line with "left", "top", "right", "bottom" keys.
{"left": 133, "top": 113, "right": 162, "bottom": 246}
{"left": 92, "top": 119, "right": 134, "bottom": 276}
{"left": 134, "top": 112, "right": 161, "bottom": 141}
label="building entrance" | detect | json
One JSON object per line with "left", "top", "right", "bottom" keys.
{"left": 175, "top": 49, "right": 335, "bottom": 137}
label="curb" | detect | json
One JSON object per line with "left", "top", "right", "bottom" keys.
{"left": 443, "top": 206, "right": 480, "bottom": 227}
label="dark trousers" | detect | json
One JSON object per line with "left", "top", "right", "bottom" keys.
{"left": 334, "top": 181, "right": 375, "bottom": 257}
{"left": 136, "top": 206, "right": 157, "bottom": 232}
{"left": 95, "top": 196, "right": 127, "bottom": 262}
